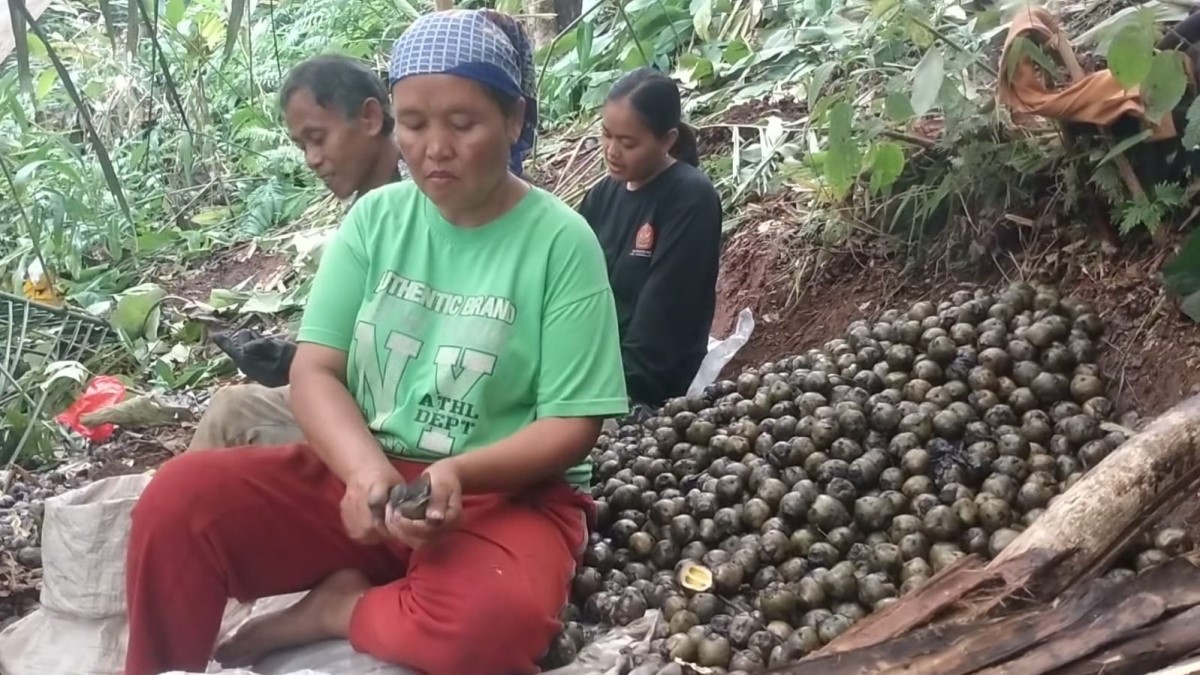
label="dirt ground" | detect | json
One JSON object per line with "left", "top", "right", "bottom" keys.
{"left": 156, "top": 243, "right": 290, "bottom": 303}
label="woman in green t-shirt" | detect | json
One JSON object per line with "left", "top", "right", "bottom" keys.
{"left": 121, "top": 11, "right": 629, "bottom": 675}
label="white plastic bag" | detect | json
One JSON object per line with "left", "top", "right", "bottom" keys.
{"left": 0, "top": 475, "right": 150, "bottom": 675}
{"left": 40, "top": 474, "right": 150, "bottom": 618}
{"left": 687, "top": 308, "right": 755, "bottom": 397}
{"left": 0, "top": 473, "right": 251, "bottom": 675}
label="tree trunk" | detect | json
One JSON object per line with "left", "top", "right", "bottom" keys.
{"left": 554, "top": 0, "right": 581, "bottom": 31}
{"left": 524, "top": 0, "right": 557, "bottom": 50}
{"left": 770, "top": 558, "right": 1200, "bottom": 675}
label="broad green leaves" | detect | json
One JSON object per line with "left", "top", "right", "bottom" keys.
{"left": 911, "top": 47, "right": 944, "bottom": 117}
{"left": 867, "top": 143, "right": 905, "bottom": 194}
{"left": 1103, "top": 23, "right": 1189, "bottom": 139}
{"left": 112, "top": 283, "right": 167, "bottom": 340}
{"left": 1004, "top": 37, "right": 1061, "bottom": 84}
{"left": 1142, "top": 51, "right": 1188, "bottom": 124}
{"left": 692, "top": 0, "right": 714, "bottom": 41}
{"left": 165, "top": 0, "right": 186, "bottom": 26}
{"left": 824, "top": 102, "right": 860, "bottom": 199}
{"left": 1184, "top": 97, "right": 1200, "bottom": 149}
{"left": 1108, "top": 24, "right": 1153, "bottom": 88}
{"left": 1164, "top": 227, "right": 1200, "bottom": 322}
{"left": 885, "top": 91, "right": 915, "bottom": 122}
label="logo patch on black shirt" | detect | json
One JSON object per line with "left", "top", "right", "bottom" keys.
{"left": 632, "top": 223, "right": 655, "bottom": 258}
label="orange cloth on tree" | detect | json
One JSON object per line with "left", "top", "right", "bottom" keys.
{"left": 998, "top": 6, "right": 1178, "bottom": 140}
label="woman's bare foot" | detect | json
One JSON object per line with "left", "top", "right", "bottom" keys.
{"left": 215, "top": 569, "right": 372, "bottom": 667}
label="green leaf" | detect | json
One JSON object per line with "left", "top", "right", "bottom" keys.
{"left": 808, "top": 62, "right": 836, "bottom": 111}
{"left": 40, "top": 361, "right": 90, "bottom": 392}
{"left": 1098, "top": 129, "right": 1153, "bottom": 166}
{"left": 824, "top": 101, "right": 860, "bottom": 200}
{"left": 1142, "top": 50, "right": 1188, "bottom": 124}
{"left": 1179, "top": 290, "right": 1200, "bottom": 323}
{"left": 885, "top": 91, "right": 914, "bottom": 122}
{"left": 112, "top": 283, "right": 167, "bottom": 340}
{"left": 1184, "top": 96, "right": 1200, "bottom": 149}
{"left": 691, "top": 0, "right": 713, "bottom": 41}
{"left": 576, "top": 20, "right": 594, "bottom": 69}
{"left": 1163, "top": 223, "right": 1200, "bottom": 303}
{"left": 1006, "top": 37, "right": 1061, "bottom": 84}
{"left": 180, "top": 132, "right": 194, "bottom": 186}
{"left": 34, "top": 68, "right": 56, "bottom": 99}
{"left": 165, "top": 0, "right": 185, "bottom": 25}
{"left": 722, "top": 40, "right": 751, "bottom": 64}
{"left": 1108, "top": 24, "right": 1153, "bottom": 88}
{"left": 870, "top": 0, "right": 899, "bottom": 19}
{"left": 676, "top": 54, "right": 715, "bottom": 89}
{"left": 24, "top": 33, "right": 45, "bottom": 59}
{"left": 868, "top": 143, "right": 905, "bottom": 194}
{"left": 241, "top": 292, "right": 287, "bottom": 314}
{"left": 136, "top": 230, "right": 180, "bottom": 252}
{"left": 910, "top": 47, "right": 944, "bottom": 117}
{"left": 208, "top": 288, "right": 250, "bottom": 310}
{"left": 905, "top": 16, "right": 934, "bottom": 48}
{"left": 153, "top": 359, "right": 177, "bottom": 388}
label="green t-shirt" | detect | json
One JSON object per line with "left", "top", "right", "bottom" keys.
{"left": 298, "top": 182, "right": 628, "bottom": 487}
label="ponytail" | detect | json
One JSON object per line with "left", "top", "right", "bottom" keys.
{"left": 670, "top": 122, "right": 700, "bottom": 167}
{"left": 609, "top": 68, "right": 702, "bottom": 165}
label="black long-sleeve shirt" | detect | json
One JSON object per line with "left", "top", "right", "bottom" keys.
{"left": 579, "top": 162, "right": 722, "bottom": 407}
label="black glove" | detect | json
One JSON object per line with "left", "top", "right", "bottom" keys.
{"left": 212, "top": 329, "right": 297, "bottom": 388}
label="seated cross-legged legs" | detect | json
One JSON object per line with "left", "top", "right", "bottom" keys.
{"left": 123, "top": 444, "right": 588, "bottom": 675}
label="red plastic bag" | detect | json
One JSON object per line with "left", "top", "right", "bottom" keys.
{"left": 55, "top": 375, "right": 127, "bottom": 443}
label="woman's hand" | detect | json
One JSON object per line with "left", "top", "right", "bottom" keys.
{"left": 343, "top": 468, "right": 403, "bottom": 545}
{"left": 385, "top": 459, "right": 464, "bottom": 549}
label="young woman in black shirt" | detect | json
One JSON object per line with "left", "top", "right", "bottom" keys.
{"left": 579, "top": 68, "right": 723, "bottom": 409}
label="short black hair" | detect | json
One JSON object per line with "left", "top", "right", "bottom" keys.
{"left": 280, "top": 54, "right": 394, "bottom": 136}
{"left": 607, "top": 67, "right": 700, "bottom": 167}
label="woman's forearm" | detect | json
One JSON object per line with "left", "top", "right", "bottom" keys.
{"left": 290, "top": 368, "right": 396, "bottom": 484}
{"left": 445, "top": 417, "right": 600, "bottom": 494}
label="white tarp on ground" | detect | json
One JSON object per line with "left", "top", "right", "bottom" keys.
{"left": 0, "top": 474, "right": 253, "bottom": 675}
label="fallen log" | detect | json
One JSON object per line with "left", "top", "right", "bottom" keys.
{"left": 988, "top": 394, "right": 1200, "bottom": 598}
{"left": 779, "top": 576, "right": 1111, "bottom": 675}
{"left": 861, "top": 577, "right": 1122, "bottom": 675}
{"left": 770, "top": 557, "right": 1200, "bottom": 675}
{"left": 969, "top": 592, "right": 1164, "bottom": 675}
{"left": 1051, "top": 604, "right": 1200, "bottom": 675}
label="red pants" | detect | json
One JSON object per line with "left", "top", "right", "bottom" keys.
{"left": 124, "top": 444, "right": 590, "bottom": 675}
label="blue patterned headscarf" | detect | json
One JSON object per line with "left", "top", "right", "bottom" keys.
{"left": 388, "top": 10, "right": 537, "bottom": 177}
